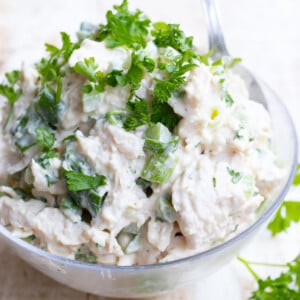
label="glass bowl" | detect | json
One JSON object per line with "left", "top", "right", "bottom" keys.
{"left": 0, "top": 79, "right": 298, "bottom": 298}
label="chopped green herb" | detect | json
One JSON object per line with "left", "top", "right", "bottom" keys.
{"left": 95, "top": 0, "right": 150, "bottom": 49}
{"left": 223, "top": 90, "right": 234, "bottom": 107}
{"left": 22, "top": 235, "right": 36, "bottom": 243}
{"left": 267, "top": 201, "right": 300, "bottom": 236}
{"left": 213, "top": 177, "right": 216, "bottom": 188}
{"left": 156, "top": 195, "right": 176, "bottom": 223}
{"left": 150, "top": 101, "right": 181, "bottom": 132}
{"left": 0, "top": 70, "right": 22, "bottom": 127}
{"left": 151, "top": 22, "right": 193, "bottom": 54}
{"left": 62, "top": 143, "right": 107, "bottom": 218}
{"left": 36, "top": 150, "right": 58, "bottom": 168}
{"left": 75, "top": 247, "right": 97, "bottom": 264}
{"left": 123, "top": 97, "right": 150, "bottom": 130}
{"left": 64, "top": 170, "right": 106, "bottom": 192}
{"left": 227, "top": 167, "right": 242, "bottom": 184}
{"left": 35, "top": 128, "right": 55, "bottom": 152}
{"left": 73, "top": 57, "right": 99, "bottom": 82}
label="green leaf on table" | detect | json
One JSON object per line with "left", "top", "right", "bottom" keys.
{"left": 267, "top": 201, "right": 300, "bottom": 236}
{"left": 293, "top": 163, "right": 300, "bottom": 185}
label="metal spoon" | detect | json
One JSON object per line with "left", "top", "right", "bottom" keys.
{"left": 202, "top": 0, "right": 267, "bottom": 107}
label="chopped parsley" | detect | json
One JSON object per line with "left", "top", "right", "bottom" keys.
{"left": 62, "top": 143, "right": 107, "bottom": 218}
{"left": 227, "top": 167, "right": 242, "bottom": 184}
{"left": 0, "top": 70, "right": 22, "bottom": 127}
{"left": 123, "top": 97, "right": 150, "bottom": 130}
{"left": 152, "top": 22, "right": 193, "bottom": 54}
{"left": 64, "top": 170, "right": 106, "bottom": 192}
{"left": 35, "top": 128, "right": 55, "bottom": 152}
{"left": 95, "top": 0, "right": 150, "bottom": 49}
{"left": 75, "top": 247, "right": 97, "bottom": 264}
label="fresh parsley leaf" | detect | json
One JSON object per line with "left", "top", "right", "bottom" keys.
{"left": 153, "top": 52, "right": 196, "bottom": 103}
{"left": 267, "top": 201, "right": 300, "bottom": 236}
{"left": 227, "top": 167, "right": 242, "bottom": 184}
{"left": 35, "top": 128, "right": 55, "bottom": 152}
{"left": 0, "top": 70, "right": 22, "bottom": 127}
{"left": 152, "top": 22, "right": 193, "bottom": 53}
{"left": 293, "top": 164, "right": 300, "bottom": 185}
{"left": 62, "top": 143, "right": 108, "bottom": 218}
{"left": 64, "top": 170, "right": 106, "bottom": 192}
{"left": 123, "top": 97, "right": 150, "bottom": 130}
{"left": 73, "top": 57, "right": 99, "bottom": 82}
{"left": 95, "top": 0, "right": 150, "bottom": 49}
{"left": 73, "top": 57, "right": 105, "bottom": 94}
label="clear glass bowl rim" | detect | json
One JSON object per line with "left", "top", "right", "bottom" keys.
{"left": 0, "top": 80, "right": 298, "bottom": 273}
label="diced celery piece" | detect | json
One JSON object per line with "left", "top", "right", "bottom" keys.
{"left": 242, "top": 174, "right": 255, "bottom": 197}
{"left": 144, "top": 123, "right": 178, "bottom": 154}
{"left": 82, "top": 91, "right": 103, "bottom": 113}
{"left": 141, "top": 154, "right": 177, "bottom": 183}
{"left": 125, "top": 232, "right": 141, "bottom": 254}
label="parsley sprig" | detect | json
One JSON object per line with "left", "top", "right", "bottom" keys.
{"left": 0, "top": 70, "right": 22, "bottom": 127}
{"left": 238, "top": 256, "right": 300, "bottom": 299}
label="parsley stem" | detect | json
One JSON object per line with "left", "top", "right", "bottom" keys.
{"left": 4, "top": 106, "right": 13, "bottom": 129}
{"left": 243, "top": 261, "right": 288, "bottom": 268}
{"left": 237, "top": 256, "right": 260, "bottom": 281}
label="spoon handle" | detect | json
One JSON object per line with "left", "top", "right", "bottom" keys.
{"left": 202, "top": 0, "right": 229, "bottom": 57}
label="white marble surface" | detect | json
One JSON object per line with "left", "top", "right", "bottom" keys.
{"left": 0, "top": 0, "right": 300, "bottom": 299}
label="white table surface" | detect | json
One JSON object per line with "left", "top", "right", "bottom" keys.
{"left": 0, "top": 0, "right": 300, "bottom": 299}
